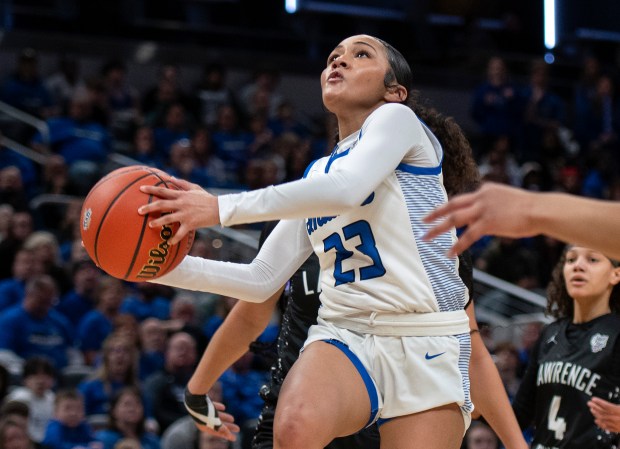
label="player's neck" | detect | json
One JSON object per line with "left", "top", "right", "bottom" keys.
{"left": 572, "top": 299, "right": 611, "bottom": 323}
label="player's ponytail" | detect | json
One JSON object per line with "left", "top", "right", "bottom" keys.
{"left": 407, "top": 92, "right": 480, "bottom": 197}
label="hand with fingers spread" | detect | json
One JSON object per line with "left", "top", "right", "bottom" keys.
{"left": 184, "top": 389, "right": 240, "bottom": 441}
{"left": 423, "top": 182, "right": 538, "bottom": 256}
{"left": 589, "top": 397, "right": 620, "bottom": 433}
{"left": 424, "top": 181, "right": 620, "bottom": 260}
{"left": 138, "top": 178, "right": 220, "bottom": 246}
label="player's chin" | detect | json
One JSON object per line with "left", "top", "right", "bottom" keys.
{"left": 321, "top": 91, "right": 343, "bottom": 112}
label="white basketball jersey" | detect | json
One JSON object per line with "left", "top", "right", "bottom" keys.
{"left": 304, "top": 107, "right": 467, "bottom": 321}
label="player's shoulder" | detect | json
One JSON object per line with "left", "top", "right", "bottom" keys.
{"left": 369, "top": 102, "right": 417, "bottom": 121}
{"left": 363, "top": 103, "right": 420, "bottom": 139}
{"left": 592, "top": 313, "right": 620, "bottom": 332}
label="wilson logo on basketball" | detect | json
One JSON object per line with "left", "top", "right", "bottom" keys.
{"left": 82, "top": 208, "right": 92, "bottom": 231}
{"left": 136, "top": 224, "right": 173, "bottom": 279}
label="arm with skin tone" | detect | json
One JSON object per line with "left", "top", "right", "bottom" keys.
{"left": 423, "top": 182, "right": 620, "bottom": 260}
{"left": 466, "top": 303, "right": 528, "bottom": 449}
{"left": 588, "top": 397, "right": 620, "bottom": 432}
{"left": 186, "top": 288, "right": 283, "bottom": 441}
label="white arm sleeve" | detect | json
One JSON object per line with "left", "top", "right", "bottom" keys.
{"left": 152, "top": 219, "right": 313, "bottom": 303}
{"left": 219, "top": 103, "right": 424, "bottom": 226}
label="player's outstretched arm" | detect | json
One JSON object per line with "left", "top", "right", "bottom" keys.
{"left": 184, "top": 287, "right": 282, "bottom": 440}
{"left": 423, "top": 182, "right": 620, "bottom": 260}
{"left": 466, "top": 303, "right": 529, "bottom": 449}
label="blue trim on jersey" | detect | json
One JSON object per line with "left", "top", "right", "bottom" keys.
{"left": 325, "top": 149, "right": 350, "bottom": 173}
{"left": 323, "top": 338, "right": 379, "bottom": 427}
{"left": 303, "top": 159, "right": 320, "bottom": 179}
{"left": 396, "top": 162, "right": 442, "bottom": 176}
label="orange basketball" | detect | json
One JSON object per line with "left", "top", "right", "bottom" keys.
{"left": 80, "top": 165, "right": 195, "bottom": 282}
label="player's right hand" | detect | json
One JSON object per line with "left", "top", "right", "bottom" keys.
{"left": 184, "top": 389, "right": 240, "bottom": 441}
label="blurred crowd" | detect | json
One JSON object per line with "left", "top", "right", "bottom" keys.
{"left": 0, "top": 44, "right": 618, "bottom": 449}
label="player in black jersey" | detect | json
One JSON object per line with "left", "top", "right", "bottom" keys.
{"left": 513, "top": 245, "right": 620, "bottom": 449}
{"left": 183, "top": 221, "right": 527, "bottom": 449}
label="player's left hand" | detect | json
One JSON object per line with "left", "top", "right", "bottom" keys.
{"left": 138, "top": 178, "right": 220, "bottom": 245}
{"left": 184, "top": 389, "right": 240, "bottom": 441}
{"left": 588, "top": 397, "right": 620, "bottom": 433}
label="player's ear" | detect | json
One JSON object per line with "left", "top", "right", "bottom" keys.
{"left": 385, "top": 84, "right": 407, "bottom": 103}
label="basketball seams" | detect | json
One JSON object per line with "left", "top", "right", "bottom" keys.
{"left": 93, "top": 172, "right": 154, "bottom": 268}
{"left": 83, "top": 165, "right": 193, "bottom": 282}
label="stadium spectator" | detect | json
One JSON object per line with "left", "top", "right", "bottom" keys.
{"left": 100, "top": 60, "right": 141, "bottom": 146}
{"left": 77, "top": 277, "right": 131, "bottom": 365}
{"left": 195, "top": 63, "right": 240, "bottom": 129}
{"left": 30, "top": 90, "right": 112, "bottom": 195}
{"left": 518, "top": 58, "right": 566, "bottom": 163}
{"left": 142, "top": 63, "right": 196, "bottom": 129}
{"left": 6, "top": 356, "right": 56, "bottom": 445}
{"left": 55, "top": 260, "right": 102, "bottom": 328}
{"left": 164, "top": 294, "right": 207, "bottom": 355}
{"left": 190, "top": 126, "right": 230, "bottom": 188}
{"left": 0, "top": 48, "right": 56, "bottom": 120}
{"left": 0, "top": 166, "right": 31, "bottom": 211}
{"left": 142, "top": 332, "right": 197, "bottom": 433}
{"left": 0, "top": 417, "right": 35, "bottom": 449}
{"left": 45, "top": 55, "right": 86, "bottom": 110}
{"left": 42, "top": 389, "right": 98, "bottom": 449}
{"left": 22, "top": 231, "right": 71, "bottom": 295}
{"left": 128, "top": 126, "right": 162, "bottom": 168}
{"left": 164, "top": 139, "right": 211, "bottom": 187}
{"left": 152, "top": 103, "right": 193, "bottom": 161}
{"left": 211, "top": 105, "right": 253, "bottom": 185}
{"left": 0, "top": 248, "right": 42, "bottom": 311}
{"left": 0, "top": 275, "right": 73, "bottom": 370}
{"left": 137, "top": 319, "right": 166, "bottom": 381}
{"left": 94, "top": 386, "right": 160, "bottom": 449}
{"left": 470, "top": 56, "right": 522, "bottom": 153}
{"left": 463, "top": 421, "right": 500, "bottom": 449}
{"left": 78, "top": 333, "right": 139, "bottom": 417}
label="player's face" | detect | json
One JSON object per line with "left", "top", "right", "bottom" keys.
{"left": 563, "top": 246, "right": 620, "bottom": 303}
{"left": 321, "top": 35, "right": 392, "bottom": 116}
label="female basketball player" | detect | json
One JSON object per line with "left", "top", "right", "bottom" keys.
{"left": 139, "top": 34, "right": 482, "bottom": 449}
{"left": 512, "top": 245, "right": 620, "bottom": 448}
{"left": 172, "top": 94, "right": 528, "bottom": 448}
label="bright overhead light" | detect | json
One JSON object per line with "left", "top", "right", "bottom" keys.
{"left": 285, "top": 0, "right": 298, "bottom": 14}
{"left": 544, "top": 0, "right": 556, "bottom": 49}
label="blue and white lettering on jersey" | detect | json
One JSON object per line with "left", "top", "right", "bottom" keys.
{"left": 158, "top": 104, "right": 468, "bottom": 320}
{"left": 304, "top": 105, "right": 467, "bottom": 320}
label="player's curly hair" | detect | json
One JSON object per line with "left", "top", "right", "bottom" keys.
{"left": 546, "top": 247, "right": 620, "bottom": 319}
{"left": 408, "top": 92, "right": 480, "bottom": 197}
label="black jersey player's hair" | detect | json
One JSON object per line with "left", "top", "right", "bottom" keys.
{"left": 546, "top": 247, "right": 620, "bottom": 319}
{"left": 338, "top": 37, "right": 481, "bottom": 198}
